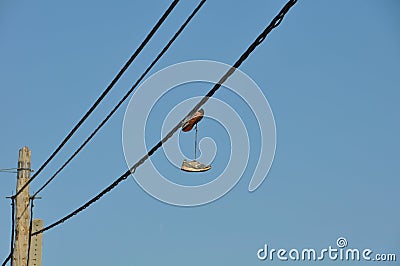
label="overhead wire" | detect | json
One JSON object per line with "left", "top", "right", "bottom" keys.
{"left": 3, "top": 3, "right": 180, "bottom": 264}
{"left": 32, "top": 0, "right": 297, "bottom": 236}
{"left": 2, "top": 199, "right": 34, "bottom": 266}
{"left": 13, "top": 0, "right": 180, "bottom": 199}
{"left": 0, "top": 168, "right": 32, "bottom": 174}
{"left": 32, "top": 0, "right": 206, "bottom": 198}
{"left": 0, "top": 168, "right": 17, "bottom": 173}
{"left": 1, "top": 253, "right": 11, "bottom": 266}
{"left": 2, "top": 198, "right": 15, "bottom": 266}
{"left": 2, "top": 198, "right": 32, "bottom": 266}
{"left": 32, "top": 0, "right": 206, "bottom": 235}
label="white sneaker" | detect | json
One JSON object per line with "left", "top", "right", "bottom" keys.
{"left": 181, "top": 159, "right": 211, "bottom": 172}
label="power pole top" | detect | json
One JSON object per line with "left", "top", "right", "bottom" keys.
{"left": 13, "top": 146, "right": 32, "bottom": 266}
{"left": 18, "top": 147, "right": 31, "bottom": 178}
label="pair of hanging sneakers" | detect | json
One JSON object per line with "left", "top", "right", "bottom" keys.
{"left": 180, "top": 109, "right": 211, "bottom": 172}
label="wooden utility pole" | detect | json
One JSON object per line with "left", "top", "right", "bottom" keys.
{"left": 13, "top": 146, "right": 31, "bottom": 266}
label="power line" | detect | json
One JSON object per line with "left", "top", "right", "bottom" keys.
{"left": 127, "top": 0, "right": 298, "bottom": 176}
{"left": 2, "top": 199, "right": 15, "bottom": 266}
{"left": 0, "top": 168, "right": 33, "bottom": 174}
{"left": 13, "top": 0, "right": 180, "bottom": 199}
{"left": 32, "top": 172, "right": 129, "bottom": 236}
{"left": 32, "top": 0, "right": 297, "bottom": 236}
{"left": 0, "top": 168, "right": 17, "bottom": 173}
{"left": 32, "top": 0, "right": 206, "bottom": 198}
{"left": 32, "top": 0, "right": 207, "bottom": 234}
{"left": 3, "top": 197, "right": 37, "bottom": 265}
{"left": 1, "top": 253, "right": 11, "bottom": 266}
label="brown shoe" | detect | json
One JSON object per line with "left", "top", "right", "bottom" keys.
{"left": 182, "top": 109, "right": 204, "bottom": 132}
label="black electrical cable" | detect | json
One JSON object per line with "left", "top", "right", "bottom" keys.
{"left": 2, "top": 200, "right": 32, "bottom": 266}
{"left": 2, "top": 199, "right": 15, "bottom": 266}
{"left": 32, "top": 0, "right": 206, "bottom": 198}
{"left": 0, "top": 168, "right": 17, "bottom": 173}
{"left": 32, "top": 0, "right": 297, "bottom": 236}
{"left": 0, "top": 168, "right": 32, "bottom": 174}
{"left": 1, "top": 253, "right": 11, "bottom": 266}
{"left": 126, "top": 0, "right": 298, "bottom": 177}
{"left": 13, "top": 0, "right": 179, "bottom": 199}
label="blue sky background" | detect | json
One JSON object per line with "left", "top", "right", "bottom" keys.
{"left": 1, "top": 0, "right": 399, "bottom": 265}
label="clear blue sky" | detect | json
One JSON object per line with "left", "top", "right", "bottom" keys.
{"left": 1, "top": 0, "right": 399, "bottom": 265}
